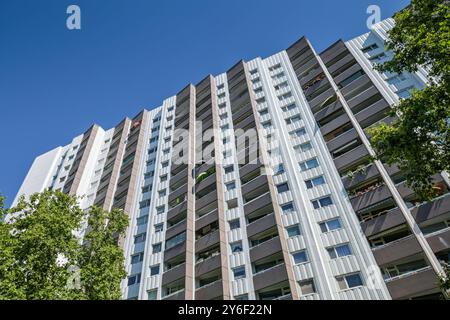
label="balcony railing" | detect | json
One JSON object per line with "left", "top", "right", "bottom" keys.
{"left": 384, "top": 266, "right": 432, "bottom": 283}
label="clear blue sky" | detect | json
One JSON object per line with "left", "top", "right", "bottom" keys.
{"left": 0, "top": 0, "right": 410, "bottom": 206}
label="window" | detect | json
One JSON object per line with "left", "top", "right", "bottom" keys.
{"left": 233, "top": 266, "right": 246, "bottom": 280}
{"left": 293, "top": 250, "right": 308, "bottom": 264}
{"left": 249, "top": 69, "right": 258, "bottom": 75}
{"left": 254, "top": 87, "right": 263, "bottom": 94}
{"left": 163, "top": 148, "right": 170, "bottom": 155}
{"left": 227, "top": 198, "right": 238, "bottom": 210}
{"left": 139, "top": 199, "right": 150, "bottom": 209}
{"left": 226, "top": 181, "right": 236, "bottom": 191}
{"left": 160, "top": 174, "right": 168, "bottom": 182}
{"left": 281, "top": 103, "right": 297, "bottom": 112}
{"left": 338, "top": 70, "right": 364, "bottom": 88}
{"left": 259, "top": 108, "right": 269, "bottom": 116}
{"left": 156, "top": 205, "right": 165, "bottom": 214}
{"left": 218, "top": 102, "right": 226, "bottom": 109}
{"left": 262, "top": 121, "right": 272, "bottom": 129}
{"left": 154, "top": 223, "right": 164, "bottom": 233}
{"left": 286, "top": 115, "right": 301, "bottom": 125}
{"left": 223, "top": 136, "right": 231, "bottom": 144}
{"left": 229, "top": 219, "right": 240, "bottom": 230}
{"left": 221, "top": 124, "right": 229, "bottom": 131}
{"left": 256, "top": 97, "right": 266, "bottom": 104}
{"left": 319, "top": 218, "right": 342, "bottom": 233}
{"left": 299, "top": 279, "right": 316, "bottom": 296}
{"left": 158, "top": 189, "right": 167, "bottom": 197}
{"left": 217, "top": 83, "right": 225, "bottom": 90}
{"left": 164, "top": 137, "right": 171, "bottom": 143}
{"left": 272, "top": 72, "right": 285, "bottom": 79}
{"left": 127, "top": 274, "right": 141, "bottom": 286}
{"left": 252, "top": 77, "right": 260, "bottom": 84}
{"left": 305, "top": 176, "right": 326, "bottom": 189}
{"left": 168, "top": 106, "right": 174, "bottom": 112}
{"left": 142, "top": 185, "right": 151, "bottom": 193}
{"left": 230, "top": 241, "right": 243, "bottom": 253}
{"left": 224, "top": 165, "right": 234, "bottom": 174}
{"left": 277, "top": 183, "right": 290, "bottom": 193}
{"left": 368, "top": 52, "right": 386, "bottom": 62}
{"left": 397, "top": 86, "right": 415, "bottom": 99}
{"left": 361, "top": 43, "right": 378, "bottom": 53}
{"left": 235, "top": 294, "right": 248, "bottom": 300}
{"left": 147, "top": 290, "right": 157, "bottom": 300}
{"left": 150, "top": 265, "right": 160, "bottom": 276}
{"left": 131, "top": 253, "right": 144, "bottom": 264}
{"left": 269, "top": 63, "right": 281, "bottom": 71}
{"left": 223, "top": 150, "right": 232, "bottom": 159}
{"left": 299, "top": 158, "right": 319, "bottom": 171}
{"left": 137, "top": 215, "right": 149, "bottom": 226}
{"left": 220, "top": 113, "right": 228, "bottom": 120}
{"left": 286, "top": 225, "right": 301, "bottom": 237}
{"left": 336, "top": 273, "right": 363, "bottom": 290}
{"left": 134, "top": 233, "right": 146, "bottom": 244}
{"left": 274, "top": 163, "right": 285, "bottom": 175}
{"left": 278, "top": 92, "right": 292, "bottom": 101}
{"left": 281, "top": 202, "right": 295, "bottom": 214}
{"left": 152, "top": 243, "right": 162, "bottom": 253}
{"left": 327, "top": 244, "right": 352, "bottom": 259}
{"left": 165, "top": 232, "right": 186, "bottom": 250}
{"left": 218, "top": 92, "right": 226, "bottom": 99}
{"left": 274, "top": 81, "right": 289, "bottom": 90}
{"left": 162, "top": 161, "right": 169, "bottom": 168}
{"left": 295, "top": 141, "right": 312, "bottom": 153}
{"left": 291, "top": 127, "right": 306, "bottom": 137}
{"left": 312, "top": 196, "right": 333, "bottom": 209}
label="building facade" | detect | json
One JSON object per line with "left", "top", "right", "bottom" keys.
{"left": 13, "top": 18, "right": 450, "bottom": 300}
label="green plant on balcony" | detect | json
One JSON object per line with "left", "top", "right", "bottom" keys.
{"left": 195, "top": 166, "right": 216, "bottom": 184}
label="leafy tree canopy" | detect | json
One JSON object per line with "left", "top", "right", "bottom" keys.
{"left": 369, "top": 0, "right": 450, "bottom": 200}
{"left": 0, "top": 190, "right": 128, "bottom": 300}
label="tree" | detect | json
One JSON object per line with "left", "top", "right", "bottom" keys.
{"left": 369, "top": 0, "right": 450, "bottom": 200}
{"left": 0, "top": 190, "right": 128, "bottom": 300}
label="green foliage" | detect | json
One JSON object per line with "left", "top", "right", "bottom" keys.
{"left": 0, "top": 190, "right": 128, "bottom": 300}
{"left": 369, "top": 0, "right": 450, "bottom": 200}
{"left": 438, "top": 263, "right": 450, "bottom": 292}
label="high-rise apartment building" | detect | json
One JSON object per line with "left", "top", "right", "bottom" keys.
{"left": 13, "top": 18, "right": 450, "bottom": 300}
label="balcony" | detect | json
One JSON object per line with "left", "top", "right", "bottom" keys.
{"left": 309, "top": 87, "right": 336, "bottom": 113}
{"left": 196, "top": 254, "right": 221, "bottom": 277}
{"left": 168, "top": 183, "right": 188, "bottom": 206}
{"left": 234, "top": 114, "right": 256, "bottom": 132}
{"left": 244, "top": 192, "right": 273, "bottom": 217}
{"left": 253, "top": 263, "right": 288, "bottom": 291}
{"left": 196, "top": 229, "right": 220, "bottom": 252}
{"left": 196, "top": 171, "right": 216, "bottom": 194}
{"left": 372, "top": 234, "right": 420, "bottom": 266}
{"left": 164, "top": 242, "right": 186, "bottom": 262}
{"left": 355, "top": 98, "right": 390, "bottom": 128}
{"left": 170, "top": 169, "right": 188, "bottom": 190}
{"left": 333, "top": 144, "right": 369, "bottom": 173}
{"left": 162, "top": 289, "right": 185, "bottom": 300}
{"left": 196, "top": 209, "right": 219, "bottom": 231}
{"left": 195, "top": 279, "right": 223, "bottom": 300}
{"left": 320, "top": 112, "right": 351, "bottom": 137}
{"left": 165, "top": 219, "right": 187, "bottom": 240}
{"left": 386, "top": 267, "right": 438, "bottom": 300}
{"left": 196, "top": 190, "right": 217, "bottom": 212}
{"left": 167, "top": 201, "right": 187, "bottom": 223}
{"left": 171, "top": 163, "right": 188, "bottom": 177}
{"left": 326, "top": 128, "right": 359, "bottom": 154}
{"left": 247, "top": 213, "right": 277, "bottom": 238}
{"left": 250, "top": 236, "right": 282, "bottom": 262}
{"left": 242, "top": 175, "right": 269, "bottom": 203}
{"left": 162, "top": 263, "right": 186, "bottom": 286}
